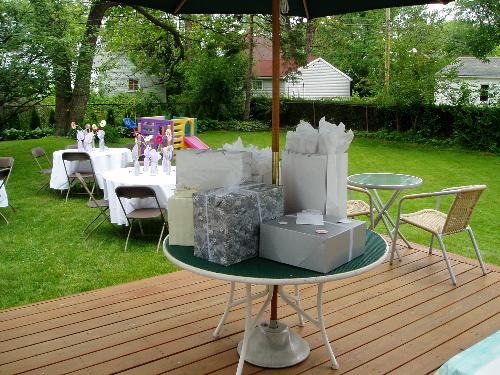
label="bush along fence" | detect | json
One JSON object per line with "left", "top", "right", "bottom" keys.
{"left": 250, "top": 97, "right": 500, "bottom": 152}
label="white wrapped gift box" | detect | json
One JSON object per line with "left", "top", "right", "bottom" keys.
{"left": 259, "top": 215, "right": 366, "bottom": 273}
{"left": 167, "top": 188, "right": 197, "bottom": 246}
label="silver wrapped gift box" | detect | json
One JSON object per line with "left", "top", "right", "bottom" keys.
{"left": 193, "top": 183, "right": 284, "bottom": 266}
{"left": 176, "top": 149, "right": 252, "bottom": 190}
{"left": 259, "top": 215, "right": 366, "bottom": 273}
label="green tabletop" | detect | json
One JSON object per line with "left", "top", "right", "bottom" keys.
{"left": 163, "top": 230, "right": 388, "bottom": 285}
{"left": 348, "top": 173, "right": 422, "bottom": 190}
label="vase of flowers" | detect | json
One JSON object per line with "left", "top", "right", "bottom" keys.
{"left": 70, "top": 120, "right": 106, "bottom": 152}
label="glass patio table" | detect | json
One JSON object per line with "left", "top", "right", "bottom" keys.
{"left": 163, "top": 230, "right": 388, "bottom": 375}
{"left": 347, "top": 172, "right": 423, "bottom": 249}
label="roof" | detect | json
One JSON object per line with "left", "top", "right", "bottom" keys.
{"left": 299, "top": 57, "right": 352, "bottom": 81}
{"left": 443, "top": 57, "right": 500, "bottom": 78}
{"left": 252, "top": 36, "right": 315, "bottom": 78}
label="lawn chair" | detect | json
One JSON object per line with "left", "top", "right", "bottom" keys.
{"left": 75, "top": 173, "right": 111, "bottom": 240}
{"left": 390, "top": 185, "right": 487, "bottom": 285}
{"left": 0, "top": 168, "right": 10, "bottom": 224}
{"left": 0, "top": 157, "right": 16, "bottom": 212}
{"left": 31, "top": 147, "right": 52, "bottom": 192}
{"left": 115, "top": 186, "right": 168, "bottom": 252}
{"left": 347, "top": 185, "right": 374, "bottom": 229}
{"left": 61, "top": 152, "right": 96, "bottom": 203}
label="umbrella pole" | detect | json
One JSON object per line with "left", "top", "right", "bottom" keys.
{"left": 270, "top": 0, "right": 280, "bottom": 330}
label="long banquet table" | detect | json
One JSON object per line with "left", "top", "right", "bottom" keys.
{"left": 102, "top": 166, "right": 176, "bottom": 225}
{"left": 50, "top": 148, "right": 132, "bottom": 191}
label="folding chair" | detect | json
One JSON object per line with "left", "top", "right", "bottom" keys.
{"left": 391, "top": 185, "right": 488, "bottom": 285}
{"left": 31, "top": 147, "right": 52, "bottom": 192}
{"left": 75, "top": 173, "right": 111, "bottom": 240}
{"left": 347, "top": 185, "right": 374, "bottom": 229}
{"left": 115, "top": 186, "right": 168, "bottom": 252}
{"left": 0, "top": 157, "right": 16, "bottom": 212}
{"left": 65, "top": 144, "right": 78, "bottom": 150}
{"left": 61, "top": 152, "right": 96, "bottom": 202}
{"left": 0, "top": 168, "right": 10, "bottom": 224}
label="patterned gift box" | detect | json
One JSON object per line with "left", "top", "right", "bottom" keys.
{"left": 192, "top": 183, "right": 284, "bottom": 266}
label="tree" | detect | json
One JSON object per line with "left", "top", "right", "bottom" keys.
{"left": 0, "top": 0, "right": 51, "bottom": 128}
{"left": 454, "top": 0, "right": 500, "bottom": 59}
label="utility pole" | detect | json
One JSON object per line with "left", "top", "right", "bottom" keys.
{"left": 384, "top": 8, "right": 391, "bottom": 95}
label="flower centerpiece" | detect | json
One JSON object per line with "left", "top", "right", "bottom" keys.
{"left": 162, "top": 129, "right": 174, "bottom": 175}
{"left": 70, "top": 120, "right": 106, "bottom": 152}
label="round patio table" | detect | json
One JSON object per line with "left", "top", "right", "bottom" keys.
{"left": 348, "top": 172, "right": 422, "bottom": 249}
{"left": 163, "top": 230, "right": 388, "bottom": 375}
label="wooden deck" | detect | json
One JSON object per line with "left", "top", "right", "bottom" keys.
{"left": 1, "top": 242, "right": 499, "bottom": 375}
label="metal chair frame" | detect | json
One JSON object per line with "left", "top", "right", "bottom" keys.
{"left": 75, "top": 173, "right": 112, "bottom": 240}
{"left": 31, "top": 147, "right": 52, "bottom": 192}
{"left": 61, "top": 152, "right": 96, "bottom": 202}
{"left": 115, "top": 186, "right": 168, "bottom": 252}
{"left": 0, "top": 157, "right": 16, "bottom": 212}
{"left": 347, "top": 185, "right": 374, "bottom": 229}
{"left": 390, "top": 185, "right": 487, "bottom": 285}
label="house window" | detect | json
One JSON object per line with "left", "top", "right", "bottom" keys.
{"left": 128, "top": 79, "right": 139, "bottom": 92}
{"left": 479, "top": 84, "right": 489, "bottom": 102}
{"left": 252, "top": 80, "right": 263, "bottom": 90}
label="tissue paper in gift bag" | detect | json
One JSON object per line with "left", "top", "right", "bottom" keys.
{"left": 259, "top": 215, "right": 366, "bottom": 273}
{"left": 282, "top": 150, "right": 347, "bottom": 218}
{"left": 176, "top": 149, "right": 252, "bottom": 190}
{"left": 192, "top": 183, "right": 284, "bottom": 266}
{"left": 167, "top": 188, "right": 197, "bottom": 246}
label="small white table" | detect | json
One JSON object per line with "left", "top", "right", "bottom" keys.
{"left": 102, "top": 167, "right": 176, "bottom": 225}
{"left": 164, "top": 231, "right": 388, "bottom": 375}
{"left": 347, "top": 172, "right": 423, "bottom": 248}
{"left": 50, "top": 148, "right": 132, "bottom": 191}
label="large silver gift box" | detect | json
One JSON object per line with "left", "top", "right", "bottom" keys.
{"left": 192, "top": 183, "right": 284, "bottom": 266}
{"left": 259, "top": 215, "right": 366, "bottom": 273}
{"left": 176, "top": 149, "right": 252, "bottom": 190}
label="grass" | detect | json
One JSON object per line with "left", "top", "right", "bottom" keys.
{"left": 0, "top": 132, "right": 499, "bottom": 309}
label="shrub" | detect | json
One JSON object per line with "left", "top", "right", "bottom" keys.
{"left": 197, "top": 119, "right": 270, "bottom": 133}
{"left": 0, "top": 127, "right": 54, "bottom": 141}
{"left": 29, "top": 107, "right": 41, "bottom": 130}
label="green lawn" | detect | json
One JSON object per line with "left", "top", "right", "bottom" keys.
{"left": 0, "top": 132, "right": 499, "bottom": 309}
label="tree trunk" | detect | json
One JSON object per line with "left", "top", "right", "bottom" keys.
{"left": 54, "top": 63, "right": 73, "bottom": 135}
{"left": 244, "top": 15, "right": 254, "bottom": 121}
{"left": 69, "top": 1, "right": 117, "bottom": 126}
{"left": 305, "top": 19, "right": 316, "bottom": 58}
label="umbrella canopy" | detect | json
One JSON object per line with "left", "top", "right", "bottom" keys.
{"left": 118, "top": 0, "right": 449, "bottom": 19}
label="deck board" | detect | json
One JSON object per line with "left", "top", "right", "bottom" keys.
{"left": 0, "top": 242, "right": 498, "bottom": 375}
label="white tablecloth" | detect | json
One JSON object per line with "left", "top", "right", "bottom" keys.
{"left": 50, "top": 148, "right": 132, "bottom": 190}
{"left": 0, "top": 186, "right": 7, "bottom": 208}
{"left": 102, "top": 167, "right": 176, "bottom": 225}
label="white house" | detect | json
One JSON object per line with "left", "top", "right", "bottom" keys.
{"left": 93, "top": 51, "right": 167, "bottom": 102}
{"left": 285, "top": 58, "right": 352, "bottom": 99}
{"left": 251, "top": 37, "right": 352, "bottom": 99}
{"left": 435, "top": 57, "right": 500, "bottom": 106}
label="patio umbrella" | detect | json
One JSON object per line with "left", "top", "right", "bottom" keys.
{"left": 117, "top": 0, "right": 452, "bottom": 370}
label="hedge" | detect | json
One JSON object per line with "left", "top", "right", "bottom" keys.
{"left": 250, "top": 97, "right": 500, "bottom": 152}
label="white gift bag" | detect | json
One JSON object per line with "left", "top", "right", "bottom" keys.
{"left": 282, "top": 150, "right": 347, "bottom": 219}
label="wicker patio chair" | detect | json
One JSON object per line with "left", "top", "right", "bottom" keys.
{"left": 115, "top": 186, "right": 168, "bottom": 252}
{"left": 31, "top": 147, "right": 52, "bottom": 192}
{"left": 61, "top": 152, "right": 96, "bottom": 203}
{"left": 0, "top": 157, "right": 16, "bottom": 212}
{"left": 75, "top": 173, "right": 111, "bottom": 240}
{"left": 390, "top": 185, "right": 487, "bottom": 285}
{"left": 347, "top": 185, "right": 374, "bottom": 229}
{"left": 0, "top": 168, "right": 10, "bottom": 224}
